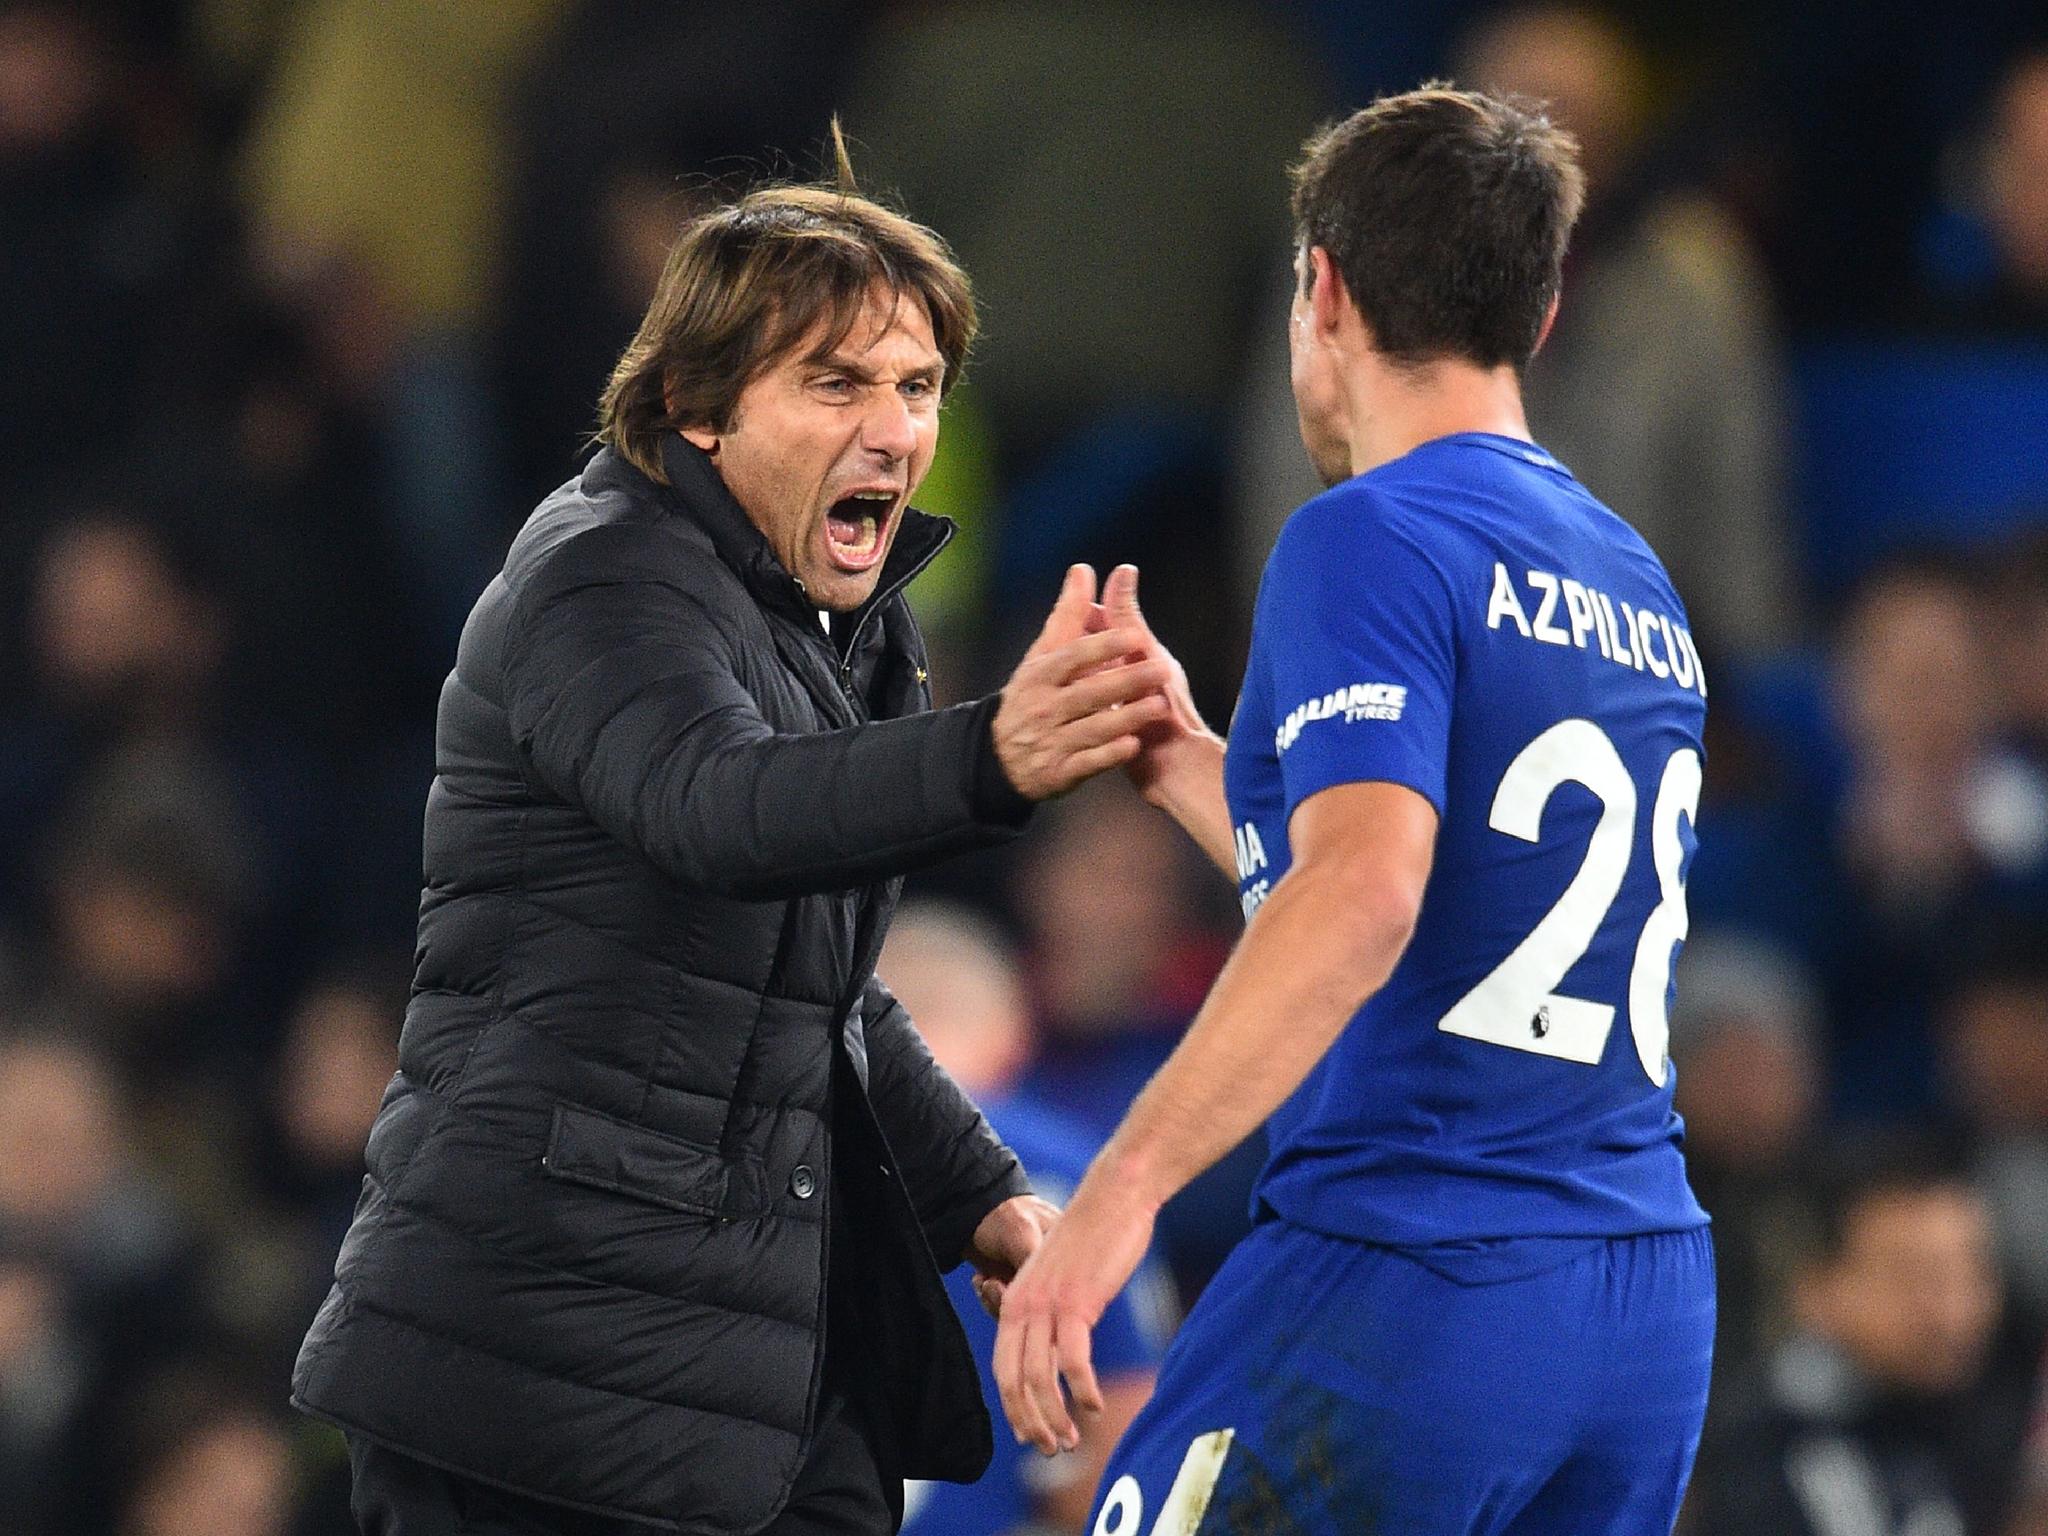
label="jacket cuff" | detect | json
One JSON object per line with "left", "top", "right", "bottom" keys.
{"left": 966, "top": 693, "right": 1035, "bottom": 828}
{"left": 928, "top": 1158, "right": 1036, "bottom": 1272}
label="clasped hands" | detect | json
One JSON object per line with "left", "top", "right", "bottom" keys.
{"left": 989, "top": 563, "right": 1210, "bottom": 804}
{"left": 970, "top": 1169, "right": 1160, "bottom": 1459}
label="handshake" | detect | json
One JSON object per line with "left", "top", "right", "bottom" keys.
{"left": 989, "top": 562, "right": 1214, "bottom": 805}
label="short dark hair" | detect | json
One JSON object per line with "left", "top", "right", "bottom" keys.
{"left": 1290, "top": 85, "right": 1586, "bottom": 371}
{"left": 597, "top": 128, "right": 976, "bottom": 484}
{"left": 1801, "top": 1132, "right": 1978, "bottom": 1268}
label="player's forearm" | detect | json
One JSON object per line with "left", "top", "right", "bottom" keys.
{"left": 1141, "top": 731, "right": 1234, "bottom": 878}
{"left": 1075, "top": 855, "right": 1415, "bottom": 1216}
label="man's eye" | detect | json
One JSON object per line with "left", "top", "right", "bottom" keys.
{"left": 815, "top": 376, "right": 856, "bottom": 396}
{"left": 901, "top": 379, "right": 936, "bottom": 400}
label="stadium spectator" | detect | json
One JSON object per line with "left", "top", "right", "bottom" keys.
{"left": 1918, "top": 48, "right": 2048, "bottom": 333}
{"left": 1456, "top": 4, "right": 1798, "bottom": 660}
{"left": 6, "top": 509, "right": 227, "bottom": 758}
{"left": 0, "top": 505, "right": 346, "bottom": 1027}
{"left": 2010, "top": 1350, "right": 2048, "bottom": 1536}
{"left": 1669, "top": 931, "right": 1825, "bottom": 1377}
{"left": 0, "top": 1034, "right": 203, "bottom": 1534}
{"left": 1689, "top": 1142, "right": 2030, "bottom": 1536}
{"left": 262, "top": 962, "right": 403, "bottom": 1257}
{"left": 111, "top": 1364, "right": 298, "bottom": 1536}
{"left": 18, "top": 747, "right": 255, "bottom": 1080}
{"left": 0, "top": 3, "right": 215, "bottom": 502}
{"left": 881, "top": 902, "right": 1168, "bottom": 1536}
{"left": 1819, "top": 554, "right": 2048, "bottom": 1116}
{"left": 1938, "top": 922, "right": 2048, "bottom": 1331}
{"left": 1988, "top": 528, "right": 2048, "bottom": 772}
{"left": 0, "top": 1035, "right": 192, "bottom": 1312}
{"left": 1014, "top": 778, "right": 1220, "bottom": 1110}
{"left": 1980, "top": 51, "right": 2048, "bottom": 326}
{"left": 240, "top": 0, "right": 572, "bottom": 651}
{"left": 1833, "top": 556, "right": 2042, "bottom": 893}
{"left": 22, "top": 749, "right": 249, "bottom": 1056}
{"left": 0, "top": 1248, "right": 87, "bottom": 1535}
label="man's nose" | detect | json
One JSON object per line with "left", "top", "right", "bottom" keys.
{"left": 859, "top": 388, "right": 918, "bottom": 461}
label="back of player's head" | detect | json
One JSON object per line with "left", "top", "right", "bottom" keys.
{"left": 1289, "top": 85, "right": 1585, "bottom": 372}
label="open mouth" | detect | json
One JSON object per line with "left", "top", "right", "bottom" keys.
{"left": 823, "top": 490, "right": 897, "bottom": 572}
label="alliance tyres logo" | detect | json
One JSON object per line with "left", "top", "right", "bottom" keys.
{"left": 1274, "top": 682, "right": 1407, "bottom": 754}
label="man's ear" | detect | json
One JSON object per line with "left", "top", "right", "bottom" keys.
{"left": 1531, "top": 292, "right": 1562, "bottom": 359}
{"left": 666, "top": 371, "right": 718, "bottom": 454}
{"left": 1307, "top": 247, "right": 1349, "bottom": 341}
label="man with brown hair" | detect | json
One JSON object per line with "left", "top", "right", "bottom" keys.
{"left": 993, "top": 87, "right": 1715, "bottom": 1533}
{"left": 1689, "top": 1141, "right": 2021, "bottom": 1536}
{"left": 290, "top": 145, "right": 1173, "bottom": 1535}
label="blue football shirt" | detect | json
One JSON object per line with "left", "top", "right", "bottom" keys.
{"left": 1224, "top": 433, "right": 1709, "bottom": 1264}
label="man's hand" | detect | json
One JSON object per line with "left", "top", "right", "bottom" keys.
{"left": 965, "top": 1193, "right": 1060, "bottom": 1319}
{"left": 1087, "top": 565, "right": 1236, "bottom": 877}
{"left": 992, "top": 564, "right": 1173, "bottom": 800}
{"left": 1091, "top": 565, "right": 1217, "bottom": 803}
{"left": 992, "top": 1175, "right": 1156, "bottom": 1455}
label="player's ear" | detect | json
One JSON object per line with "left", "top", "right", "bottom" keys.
{"left": 1531, "top": 293, "right": 1561, "bottom": 359}
{"left": 1306, "top": 247, "right": 1348, "bottom": 340}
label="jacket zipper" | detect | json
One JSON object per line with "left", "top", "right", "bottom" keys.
{"left": 825, "top": 523, "right": 953, "bottom": 716}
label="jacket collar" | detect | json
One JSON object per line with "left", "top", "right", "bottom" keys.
{"left": 656, "top": 434, "right": 951, "bottom": 625}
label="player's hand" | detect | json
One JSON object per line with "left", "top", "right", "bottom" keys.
{"left": 1085, "top": 566, "right": 1218, "bottom": 806}
{"left": 965, "top": 1193, "right": 1060, "bottom": 1319}
{"left": 993, "top": 1176, "right": 1155, "bottom": 1455}
{"left": 992, "top": 565, "right": 1174, "bottom": 801}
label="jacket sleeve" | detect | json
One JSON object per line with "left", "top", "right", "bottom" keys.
{"left": 860, "top": 974, "right": 1032, "bottom": 1270}
{"left": 501, "top": 523, "right": 1031, "bottom": 900}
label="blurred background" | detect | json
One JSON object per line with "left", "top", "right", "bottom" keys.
{"left": 0, "top": 0, "right": 2046, "bottom": 1532}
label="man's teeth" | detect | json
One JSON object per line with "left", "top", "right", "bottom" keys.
{"left": 829, "top": 509, "right": 881, "bottom": 555}
{"left": 830, "top": 494, "right": 891, "bottom": 556}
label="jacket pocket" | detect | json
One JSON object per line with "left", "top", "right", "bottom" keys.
{"left": 540, "top": 1103, "right": 734, "bottom": 1217}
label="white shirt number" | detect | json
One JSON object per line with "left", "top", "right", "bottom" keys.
{"left": 1437, "top": 718, "right": 1700, "bottom": 1084}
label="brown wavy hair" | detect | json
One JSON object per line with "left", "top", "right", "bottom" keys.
{"left": 596, "top": 125, "right": 977, "bottom": 483}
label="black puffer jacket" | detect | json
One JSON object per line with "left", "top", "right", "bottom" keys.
{"left": 292, "top": 436, "right": 1034, "bottom": 1533}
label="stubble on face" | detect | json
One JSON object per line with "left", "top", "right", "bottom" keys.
{"left": 686, "top": 288, "right": 944, "bottom": 613}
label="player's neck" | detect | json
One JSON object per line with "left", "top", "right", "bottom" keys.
{"left": 1343, "top": 358, "right": 1532, "bottom": 478}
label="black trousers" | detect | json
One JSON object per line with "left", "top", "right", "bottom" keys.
{"left": 347, "top": 1374, "right": 899, "bottom": 1535}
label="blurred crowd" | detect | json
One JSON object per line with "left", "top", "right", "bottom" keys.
{"left": 0, "top": 1, "right": 2045, "bottom": 1533}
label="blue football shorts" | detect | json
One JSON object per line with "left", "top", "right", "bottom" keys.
{"left": 1088, "top": 1219, "right": 1715, "bottom": 1535}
